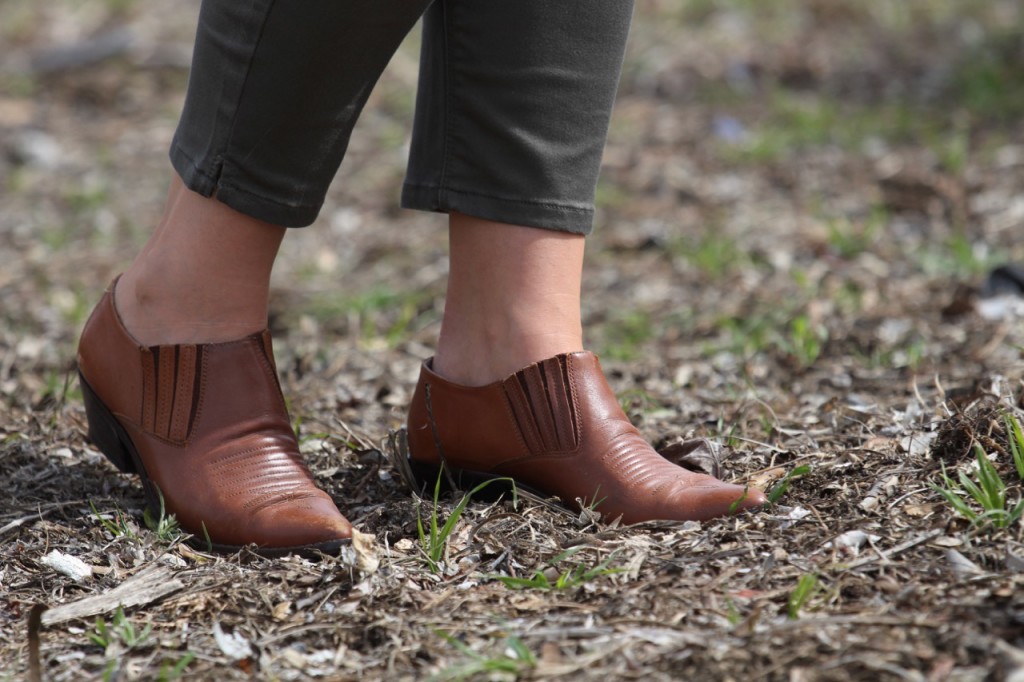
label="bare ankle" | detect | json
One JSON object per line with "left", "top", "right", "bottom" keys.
{"left": 433, "top": 326, "right": 583, "bottom": 386}
{"left": 109, "top": 175, "right": 284, "bottom": 346}
{"left": 439, "top": 214, "right": 586, "bottom": 386}
{"left": 114, "top": 269, "right": 269, "bottom": 346}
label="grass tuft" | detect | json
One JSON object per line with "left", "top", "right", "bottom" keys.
{"left": 143, "top": 486, "right": 183, "bottom": 544}
{"left": 767, "top": 465, "right": 811, "bottom": 505}
{"left": 90, "top": 500, "right": 137, "bottom": 539}
{"left": 781, "top": 314, "right": 828, "bottom": 369}
{"left": 432, "top": 631, "right": 536, "bottom": 682}
{"left": 1003, "top": 412, "right": 1024, "bottom": 482}
{"left": 931, "top": 444, "right": 1024, "bottom": 530}
{"left": 157, "top": 653, "right": 195, "bottom": 681}
{"left": 491, "top": 547, "right": 623, "bottom": 590}
{"left": 417, "top": 470, "right": 516, "bottom": 574}
{"left": 787, "top": 573, "right": 820, "bottom": 620}
{"left": 89, "top": 606, "right": 152, "bottom": 651}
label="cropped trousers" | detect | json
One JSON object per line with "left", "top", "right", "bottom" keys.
{"left": 169, "top": 0, "right": 634, "bottom": 234}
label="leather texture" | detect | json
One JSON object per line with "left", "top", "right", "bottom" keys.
{"left": 77, "top": 279, "right": 351, "bottom": 553}
{"left": 407, "top": 352, "right": 766, "bottom": 523}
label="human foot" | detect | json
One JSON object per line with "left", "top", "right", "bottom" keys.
{"left": 406, "top": 351, "right": 766, "bottom": 523}
{"left": 78, "top": 279, "right": 352, "bottom": 555}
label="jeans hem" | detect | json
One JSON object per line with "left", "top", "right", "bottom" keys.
{"left": 401, "top": 183, "right": 593, "bottom": 236}
{"left": 170, "top": 145, "right": 321, "bottom": 227}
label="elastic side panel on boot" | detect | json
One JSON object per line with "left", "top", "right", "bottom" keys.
{"left": 141, "top": 344, "right": 202, "bottom": 444}
{"left": 502, "top": 358, "right": 579, "bottom": 454}
{"left": 544, "top": 356, "right": 578, "bottom": 450}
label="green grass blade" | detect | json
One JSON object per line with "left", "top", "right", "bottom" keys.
{"left": 957, "top": 469, "right": 987, "bottom": 509}
{"left": 547, "top": 546, "right": 586, "bottom": 565}
{"left": 1004, "top": 413, "right": 1024, "bottom": 481}
{"left": 419, "top": 474, "right": 516, "bottom": 571}
{"left": 767, "top": 464, "right": 810, "bottom": 504}
{"left": 787, "top": 573, "right": 818, "bottom": 620}
{"left": 933, "top": 462, "right": 976, "bottom": 521}
{"left": 973, "top": 444, "right": 1006, "bottom": 510}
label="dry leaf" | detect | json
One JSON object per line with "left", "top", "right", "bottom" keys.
{"left": 272, "top": 601, "right": 292, "bottom": 621}
{"left": 902, "top": 503, "right": 939, "bottom": 517}
{"left": 750, "top": 467, "right": 786, "bottom": 490}
{"left": 945, "top": 549, "right": 984, "bottom": 578}
{"left": 658, "top": 438, "right": 724, "bottom": 478}
{"left": 338, "top": 529, "right": 379, "bottom": 575}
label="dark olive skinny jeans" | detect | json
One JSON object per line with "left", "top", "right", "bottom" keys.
{"left": 169, "top": 0, "right": 635, "bottom": 234}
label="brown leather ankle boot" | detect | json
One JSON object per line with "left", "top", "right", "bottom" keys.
{"left": 406, "top": 352, "right": 765, "bottom": 523}
{"left": 77, "top": 278, "right": 352, "bottom": 556}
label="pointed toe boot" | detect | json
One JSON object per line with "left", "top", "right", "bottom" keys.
{"left": 406, "top": 352, "right": 765, "bottom": 523}
{"left": 76, "top": 279, "right": 352, "bottom": 556}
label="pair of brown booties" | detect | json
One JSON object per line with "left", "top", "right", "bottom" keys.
{"left": 76, "top": 279, "right": 765, "bottom": 556}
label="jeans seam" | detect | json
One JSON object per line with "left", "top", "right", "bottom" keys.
{"left": 170, "top": 142, "right": 214, "bottom": 190}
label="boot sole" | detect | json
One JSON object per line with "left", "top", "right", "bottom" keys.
{"left": 406, "top": 454, "right": 760, "bottom": 521}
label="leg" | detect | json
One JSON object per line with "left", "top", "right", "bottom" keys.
{"left": 78, "top": 0, "right": 432, "bottom": 555}
{"left": 404, "top": 0, "right": 766, "bottom": 522}
{"left": 123, "top": 0, "right": 434, "bottom": 346}
{"left": 433, "top": 213, "right": 584, "bottom": 386}
{"left": 406, "top": 0, "right": 634, "bottom": 386}
{"left": 117, "top": 174, "right": 284, "bottom": 346}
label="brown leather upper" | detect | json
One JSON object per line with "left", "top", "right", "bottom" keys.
{"left": 407, "top": 352, "right": 765, "bottom": 523}
{"left": 77, "top": 281, "right": 351, "bottom": 549}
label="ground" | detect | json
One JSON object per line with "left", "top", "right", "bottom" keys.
{"left": 2, "top": 1, "right": 1024, "bottom": 680}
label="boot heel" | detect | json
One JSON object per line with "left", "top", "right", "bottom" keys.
{"left": 408, "top": 457, "right": 520, "bottom": 501}
{"left": 409, "top": 458, "right": 451, "bottom": 495}
{"left": 79, "top": 372, "right": 137, "bottom": 474}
